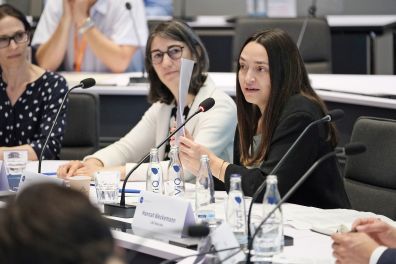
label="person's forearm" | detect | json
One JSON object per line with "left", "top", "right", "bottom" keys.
{"left": 83, "top": 27, "right": 136, "bottom": 73}
{"left": 0, "top": 145, "right": 38, "bottom": 160}
{"left": 36, "top": 16, "right": 72, "bottom": 71}
{"left": 209, "top": 153, "right": 229, "bottom": 182}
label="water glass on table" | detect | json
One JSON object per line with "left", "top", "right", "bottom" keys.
{"left": 67, "top": 176, "right": 91, "bottom": 196}
{"left": 94, "top": 171, "right": 120, "bottom": 204}
{"left": 3, "top": 150, "right": 28, "bottom": 192}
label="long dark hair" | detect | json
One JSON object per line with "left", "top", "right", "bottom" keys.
{"left": 145, "top": 20, "right": 209, "bottom": 104}
{"left": 236, "top": 28, "right": 337, "bottom": 166}
{"left": 0, "top": 4, "right": 31, "bottom": 32}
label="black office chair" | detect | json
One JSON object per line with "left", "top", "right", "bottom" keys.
{"left": 344, "top": 116, "right": 396, "bottom": 220}
{"left": 233, "top": 17, "right": 332, "bottom": 73}
{"left": 59, "top": 93, "right": 100, "bottom": 160}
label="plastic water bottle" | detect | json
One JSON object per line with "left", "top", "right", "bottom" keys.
{"left": 195, "top": 155, "right": 216, "bottom": 225}
{"left": 226, "top": 174, "right": 248, "bottom": 246}
{"left": 167, "top": 145, "right": 185, "bottom": 197}
{"left": 146, "top": 148, "right": 164, "bottom": 194}
{"left": 253, "top": 175, "right": 283, "bottom": 259}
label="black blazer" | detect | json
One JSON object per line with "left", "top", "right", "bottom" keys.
{"left": 224, "top": 94, "right": 351, "bottom": 209}
{"left": 378, "top": 248, "right": 396, "bottom": 264}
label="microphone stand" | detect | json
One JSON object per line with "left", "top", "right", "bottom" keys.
{"left": 246, "top": 151, "right": 335, "bottom": 262}
{"left": 104, "top": 106, "right": 207, "bottom": 218}
{"left": 246, "top": 143, "right": 365, "bottom": 263}
{"left": 125, "top": 1, "right": 148, "bottom": 84}
{"left": 38, "top": 79, "right": 95, "bottom": 173}
{"left": 297, "top": 0, "right": 317, "bottom": 48}
{"left": 246, "top": 112, "right": 337, "bottom": 239}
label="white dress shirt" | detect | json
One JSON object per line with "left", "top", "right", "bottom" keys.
{"left": 32, "top": 0, "right": 148, "bottom": 72}
{"left": 370, "top": 246, "right": 388, "bottom": 264}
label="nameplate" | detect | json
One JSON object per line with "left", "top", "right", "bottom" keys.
{"left": 18, "top": 171, "right": 65, "bottom": 192}
{"left": 0, "top": 162, "right": 9, "bottom": 191}
{"left": 132, "top": 191, "right": 195, "bottom": 238}
{"left": 211, "top": 222, "right": 246, "bottom": 264}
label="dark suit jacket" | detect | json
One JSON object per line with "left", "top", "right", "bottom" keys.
{"left": 378, "top": 248, "right": 396, "bottom": 264}
{"left": 224, "top": 94, "right": 351, "bottom": 209}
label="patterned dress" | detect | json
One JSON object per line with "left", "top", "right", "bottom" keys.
{"left": 0, "top": 71, "right": 68, "bottom": 159}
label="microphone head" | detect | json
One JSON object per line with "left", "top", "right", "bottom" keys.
{"left": 187, "top": 224, "right": 210, "bottom": 237}
{"left": 327, "top": 109, "right": 344, "bottom": 121}
{"left": 125, "top": 2, "right": 131, "bottom": 10}
{"left": 344, "top": 143, "right": 367, "bottom": 155}
{"left": 199, "top": 98, "right": 215, "bottom": 112}
{"left": 80, "top": 78, "right": 96, "bottom": 89}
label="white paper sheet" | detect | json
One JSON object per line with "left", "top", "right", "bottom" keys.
{"left": 175, "top": 58, "right": 195, "bottom": 144}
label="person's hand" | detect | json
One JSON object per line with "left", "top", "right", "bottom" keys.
{"left": 170, "top": 127, "right": 193, "bottom": 146}
{"left": 57, "top": 159, "right": 103, "bottom": 179}
{"left": 57, "top": 160, "right": 85, "bottom": 178}
{"left": 179, "top": 136, "right": 211, "bottom": 175}
{"left": 331, "top": 232, "right": 379, "bottom": 264}
{"left": 352, "top": 218, "right": 396, "bottom": 248}
{"left": 72, "top": 0, "right": 92, "bottom": 28}
{"left": 72, "top": 161, "right": 102, "bottom": 178}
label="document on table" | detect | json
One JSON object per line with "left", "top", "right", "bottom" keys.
{"left": 282, "top": 203, "right": 395, "bottom": 235}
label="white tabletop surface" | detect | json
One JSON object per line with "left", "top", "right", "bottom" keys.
{"left": 326, "top": 15, "right": 396, "bottom": 27}
{"left": 13, "top": 161, "right": 396, "bottom": 262}
{"left": 63, "top": 72, "right": 396, "bottom": 110}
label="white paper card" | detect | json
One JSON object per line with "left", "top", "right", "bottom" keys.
{"left": 211, "top": 222, "right": 245, "bottom": 264}
{"left": 18, "top": 171, "right": 65, "bottom": 193}
{"left": 133, "top": 191, "right": 195, "bottom": 238}
{"left": 176, "top": 58, "right": 195, "bottom": 144}
{"left": 0, "top": 161, "right": 9, "bottom": 191}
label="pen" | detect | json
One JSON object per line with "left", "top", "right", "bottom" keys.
{"left": 119, "top": 189, "right": 141, "bottom": 194}
{"left": 42, "top": 172, "right": 57, "bottom": 176}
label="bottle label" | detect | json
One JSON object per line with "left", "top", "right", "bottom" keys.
{"left": 150, "top": 164, "right": 162, "bottom": 194}
{"left": 196, "top": 210, "right": 215, "bottom": 220}
{"left": 171, "top": 164, "right": 184, "bottom": 196}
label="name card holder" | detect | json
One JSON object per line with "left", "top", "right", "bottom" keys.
{"left": 132, "top": 191, "right": 195, "bottom": 238}
{"left": 0, "top": 161, "right": 9, "bottom": 191}
{"left": 18, "top": 171, "right": 65, "bottom": 192}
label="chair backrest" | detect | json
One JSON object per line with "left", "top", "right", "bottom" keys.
{"left": 344, "top": 116, "right": 396, "bottom": 219}
{"left": 233, "top": 17, "right": 332, "bottom": 73}
{"left": 60, "top": 93, "right": 100, "bottom": 160}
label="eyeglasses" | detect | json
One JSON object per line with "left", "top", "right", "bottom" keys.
{"left": 150, "top": 45, "right": 184, "bottom": 65}
{"left": 0, "top": 31, "right": 29, "bottom": 49}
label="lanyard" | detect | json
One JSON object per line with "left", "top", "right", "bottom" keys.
{"left": 73, "top": 30, "right": 87, "bottom": 72}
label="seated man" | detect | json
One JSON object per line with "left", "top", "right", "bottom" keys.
{"left": 32, "top": 0, "right": 148, "bottom": 73}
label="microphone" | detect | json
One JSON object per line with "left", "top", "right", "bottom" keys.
{"left": 187, "top": 224, "right": 210, "bottom": 238}
{"left": 245, "top": 143, "right": 366, "bottom": 263}
{"left": 125, "top": 1, "right": 147, "bottom": 84}
{"left": 246, "top": 109, "right": 344, "bottom": 240}
{"left": 38, "top": 78, "right": 96, "bottom": 173}
{"left": 104, "top": 98, "right": 216, "bottom": 218}
{"left": 297, "top": 0, "right": 318, "bottom": 48}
